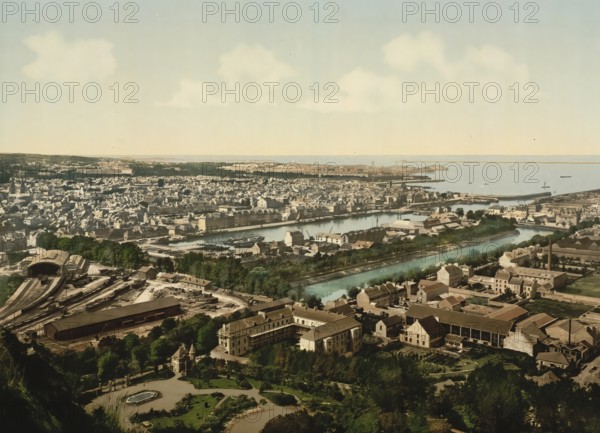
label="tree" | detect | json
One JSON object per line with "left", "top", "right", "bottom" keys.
{"left": 455, "top": 208, "right": 464, "bottom": 218}
{"left": 347, "top": 287, "right": 360, "bottom": 299}
{"left": 150, "top": 337, "right": 176, "bottom": 367}
{"left": 305, "top": 295, "right": 323, "bottom": 309}
{"left": 347, "top": 412, "right": 380, "bottom": 433}
{"left": 132, "top": 345, "right": 149, "bottom": 375}
{"left": 161, "top": 317, "right": 178, "bottom": 332}
{"left": 261, "top": 410, "right": 320, "bottom": 433}
{"left": 36, "top": 231, "right": 57, "bottom": 249}
{"left": 197, "top": 322, "right": 218, "bottom": 354}
{"left": 97, "top": 351, "right": 119, "bottom": 383}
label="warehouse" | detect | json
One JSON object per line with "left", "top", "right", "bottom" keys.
{"left": 44, "top": 297, "right": 181, "bottom": 340}
{"left": 405, "top": 304, "right": 513, "bottom": 348}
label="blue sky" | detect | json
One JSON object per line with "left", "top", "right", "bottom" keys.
{"left": 0, "top": 0, "right": 598, "bottom": 156}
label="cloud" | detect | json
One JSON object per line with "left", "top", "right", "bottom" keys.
{"left": 159, "top": 79, "right": 207, "bottom": 108}
{"left": 383, "top": 31, "right": 449, "bottom": 75}
{"left": 309, "top": 31, "right": 531, "bottom": 113}
{"left": 161, "top": 44, "right": 295, "bottom": 107}
{"left": 218, "top": 44, "right": 295, "bottom": 82}
{"left": 23, "top": 31, "right": 116, "bottom": 82}
{"left": 302, "top": 68, "right": 403, "bottom": 113}
{"left": 383, "top": 31, "right": 529, "bottom": 82}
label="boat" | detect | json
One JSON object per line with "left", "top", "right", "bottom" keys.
{"left": 224, "top": 235, "right": 265, "bottom": 248}
{"left": 542, "top": 181, "right": 550, "bottom": 189}
{"left": 560, "top": 175, "right": 572, "bottom": 178}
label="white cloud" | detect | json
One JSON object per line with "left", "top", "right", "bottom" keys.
{"left": 308, "top": 32, "right": 531, "bottom": 113}
{"left": 159, "top": 79, "right": 207, "bottom": 108}
{"left": 383, "top": 31, "right": 529, "bottom": 82}
{"left": 303, "top": 68, "right": 403, "bottom": 113}
{"left": 23, "top": 31, "right": 116, "bottom": 82}
{"left": 383, "top": 31, "right": 449, "bottom": 76}
{"left": 218, "top": 44, "right": 295, "bottom": 82}
{"left": 161, "top": 44, "right": 295, "bottom": 108}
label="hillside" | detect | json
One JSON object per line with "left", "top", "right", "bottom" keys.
{"left": 0, "top": 329, "right": 123, "bottom": 433}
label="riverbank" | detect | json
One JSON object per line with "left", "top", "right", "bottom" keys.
{"left": 292, "top": 229, "right": 520, "bottom": 289}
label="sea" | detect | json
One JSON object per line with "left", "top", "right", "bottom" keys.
{"left": 121, "top": 155, "right": 600, "bottom": 198}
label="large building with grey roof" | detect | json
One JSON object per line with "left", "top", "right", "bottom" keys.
{"left": 44, "top": 297, "right": 181, "bottom": 340}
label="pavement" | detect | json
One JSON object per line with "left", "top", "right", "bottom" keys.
{"left": 86, "top": 374, "right": 293, "bottom": 431}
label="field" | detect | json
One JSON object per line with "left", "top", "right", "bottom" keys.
{"left": 524, "top": 298, "right": 591, "bottom": 318}
{"left": 561, "top": 274, "right": 600, "bottom": 298}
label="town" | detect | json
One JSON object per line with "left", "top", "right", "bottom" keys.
{"left": 2, "top": 156, "right": 600, "bottom": 433}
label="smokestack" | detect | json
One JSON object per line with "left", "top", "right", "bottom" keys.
{"left": 548, "top": 238, "right": 552, "bottom": 271}
{"left": 568, "top": 318, "right": 572, "bottom": 346}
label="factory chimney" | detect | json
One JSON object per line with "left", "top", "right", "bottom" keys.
{"left": 547, "top": 238, "right": 553, "bottom": 271}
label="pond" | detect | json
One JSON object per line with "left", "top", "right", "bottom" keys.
{"left": 125, "top": 391, "right": 158, "bottom": 405}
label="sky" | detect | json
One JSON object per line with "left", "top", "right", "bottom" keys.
{"left": 0, "top": 0, "right": 598, "bottom": 157}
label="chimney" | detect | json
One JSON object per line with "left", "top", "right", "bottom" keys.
{"left": 547, "top": 238, "right": 552, "bottom": 271}
{"left": 568, "top": 318, "right": 572, "bottom": 346}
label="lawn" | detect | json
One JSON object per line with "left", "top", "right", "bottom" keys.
{"left": 185, "top": 377, "right": 242, "bottom": 390}
{"left": 419, "top": 353, "right": 479, "bottom": 376}
{"left": 149, "top": 395, "right": 218, "bottom": 430}
{"left": 560, "top": 274, "right": 600, "bottom": 298}
{"left": 466, "top": 296, "right": 489, "bottom": 306}
{"left": 249, "top": 378, "right": 333, "bottom": 404}
{"left": 524, "top": 298, "right": 591, "bottom": 318}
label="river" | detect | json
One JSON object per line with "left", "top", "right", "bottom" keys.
{"left": 172, "top": 202, "right": 517, "bottom": 248}
{"left": 304, "top": 228, "right": 553, "bottom": 303}
{"left": 173, "top": 212, "right": 428, "bottom": 247}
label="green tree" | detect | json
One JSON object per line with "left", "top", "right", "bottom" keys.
{"left": 150, "top": 337, "right": 176, "bottom": 367}
{"left": 97, "top": 351, "right": 119, "bottom": 383}
{"left": 347, "top": 412, "right": 379, "bottom": 433}
{"left": 197, "top": 322, "right": 218, "bottom": 354}
{"left": 132, "top": 345, "right": 149, "bottom": 375}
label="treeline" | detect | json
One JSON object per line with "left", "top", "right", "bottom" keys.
{"left": 247, "top": 344, "right": 600, "bottom": 433}
{"left": 175, "top": 253, "right": 294, "bottom": 297}
{"left": 36, "top": 232, "right": 148, "bottom": 269}
{"left": 55, "top": 313, "right": 226, "bottom": 395}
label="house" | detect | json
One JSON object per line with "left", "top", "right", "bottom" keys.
{"left": 499, "top": 246, "right": 539, "bottom": 268}
{"left": 536, "top": 351, "right": 570, "bottom": 370}
{"left": 416, "top": 280, "right": 449, "bottom": 303}
{"left": 284, "top": 230, "right": 304, "bottom": 247}
{"left": 399, "top": 315, "right": 444, "bottom": 348}
{"left": 437, "top": 265, "right": 463, "bottom": 288}
{"left": 375, "top": 315, "right": 403, "bottom": 339}
{"left": 405, "top": 304, "right": 512, "bottom": 348}
{"left": 356, "top": 283, "right": 404, "bottom": 309}
{"left": 171, "top": 343, "right": 196, "bottom": 374}
{"left": 218, "top": 303, "right": 363, "bottom": 356}
{"left": 488, "top": 304, "right": 529, "bottom": 322}
{"left": 504, "top": 325, "right": 547, "bottom": 357}
{"left": 438, "top": 295, "right": 465, "bottom": 311}
{"left": 299, "top": 316, "right": 362, "bottom": 355}
{"left": 545, "top": 319, "right": 600, "bottom": 349}
{"left": 137, "top": 265, "right": 157, "bottom": 280}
